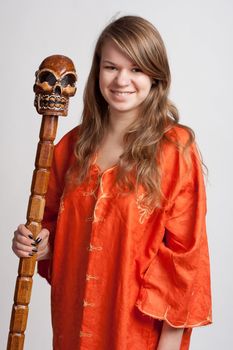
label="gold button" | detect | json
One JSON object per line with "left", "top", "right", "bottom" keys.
{"left": 80, "top": 331, "right": 92, "bottom": 337}
{"left": 83, "top": 299, "right": 95, "bottom": 307}
{"left": 86, "top": 274, "right": 99, "bottom": 281}
{"left": 87, "top": 243, "right": 103, "bottom": 252}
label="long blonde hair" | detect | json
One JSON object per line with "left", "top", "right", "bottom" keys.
{"left": 74, "top": 15, "right": 194, "bottom": 207}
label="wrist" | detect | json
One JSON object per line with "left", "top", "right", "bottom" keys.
{"left": 157, "top": 322, "right": 184, "bottom": 350}
{"left": 37, "top": 244, "right": 51, "bottom": 261}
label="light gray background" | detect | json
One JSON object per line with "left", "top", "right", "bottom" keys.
{"left": 0, "top": 0, "right": 232, "bottom": 349}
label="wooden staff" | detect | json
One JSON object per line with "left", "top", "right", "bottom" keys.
{"left": 7, "top": 55, "right": 77, "bottom": 350}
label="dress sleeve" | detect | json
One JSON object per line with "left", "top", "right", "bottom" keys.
{"left": 136, "top": 139, "right": 212, "bottom": 328}
{"left": 37, "top": 144, "right": 63, "bottom": 283}
{"left": 37, "top": 127, "right": 78, "bottom": 283}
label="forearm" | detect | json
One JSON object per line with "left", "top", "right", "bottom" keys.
{"left": 157, "top": 321, "right": 184, "bottom": 350}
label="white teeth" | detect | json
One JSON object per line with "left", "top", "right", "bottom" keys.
{"left": 112, "top": 91, "right": 133, "bottom": 96}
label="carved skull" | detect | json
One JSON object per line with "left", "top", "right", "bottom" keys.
{"left": 34, "top": 55, "right": 77, "bottom": 116}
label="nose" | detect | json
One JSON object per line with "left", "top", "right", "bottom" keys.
{"left": 54, "top": 85, "right": 61, "bottom": 95}
{"left": 115, "top": 69, "right": 131, "bottom": 86}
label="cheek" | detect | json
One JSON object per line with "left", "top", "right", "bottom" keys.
{"left": 99, "top": 71, "right": 109, "bottom": 93}
{"left": 137, "top": 77, "right": 153, "bottom": 94}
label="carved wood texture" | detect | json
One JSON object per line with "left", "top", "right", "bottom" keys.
{"left": 7, "top": 116, "right": 58, "bottom": 350}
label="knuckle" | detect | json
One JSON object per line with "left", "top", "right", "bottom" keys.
{"left": 18, "top": 251, "right": 26, "bottom": 258}
{"left": 18, "top": 224, "right": 24, "bottom": 231}
{"left": 42, "top": 228, "right": 50, "bottom": 236}
{"left": 14, "top": 241, "right": 20, "bottom": 249}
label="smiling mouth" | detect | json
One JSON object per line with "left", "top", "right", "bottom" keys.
{"left": 111, "top": 90, "right": 135, "bottom": 96}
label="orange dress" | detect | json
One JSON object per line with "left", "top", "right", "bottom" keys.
{"left": 38, "top": 125, "right": 212, "bottom": 350}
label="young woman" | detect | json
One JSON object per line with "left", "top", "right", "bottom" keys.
{"left": 12, "top": 15, "right": 212, "bottom": 350}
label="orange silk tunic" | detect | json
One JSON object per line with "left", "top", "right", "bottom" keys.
{"left": 38, "top": 125, "right": 212, "bottom": 350}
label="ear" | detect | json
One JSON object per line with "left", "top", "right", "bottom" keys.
{"left": 151, "top": 79, "right": 157, "bottom": 88}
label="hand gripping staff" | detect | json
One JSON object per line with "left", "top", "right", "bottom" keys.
{"left": 7, "top": 55, "right": 77, "bottom": 350}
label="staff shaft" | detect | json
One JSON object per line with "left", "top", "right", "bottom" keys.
{"left": 7, "top": 116, "right": 58, "bottom": 350}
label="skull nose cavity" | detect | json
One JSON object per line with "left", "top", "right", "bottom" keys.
{"left": 54, "top": 85, "right": 61, "bottom": 95}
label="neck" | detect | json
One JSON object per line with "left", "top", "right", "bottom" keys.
{"left": 107, "top": 108, "right": 137, "bottom": 137}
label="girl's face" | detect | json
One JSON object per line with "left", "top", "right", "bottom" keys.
{"left": 99, "top": 40, "right": 152, "bottom": 119}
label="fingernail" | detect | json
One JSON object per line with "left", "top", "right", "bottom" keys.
{"left": 28, "top": 252, "right": 34, "bottom": 257}
{"left": 28, "top": 234, "right": 34, "bottom": 240}
{"left": 32, "top": 248, "right": 38, "bottom": 253}
{"left": 31, "top": 242, "right": 37, "bottom": 247}
{"left": 35, "top": 237, "right": 42, "bottom": 244}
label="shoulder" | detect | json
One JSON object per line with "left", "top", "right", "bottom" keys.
{"left": 52, "top": 125, "right": 80, "bottom": 180}
{"left": 160, "top": 125, "right": 205, "bottom": 204}
{"left": 164, "top": 124, "right": 194, "bottom": 147}
{"left": 55, "top": 125, "right": 80, "bottom": 152}
{"left": 160, "top": 125, "right": 202, "bottom": 182}
{"left": 160, "top": 125, "right": 194, "bottom": 162}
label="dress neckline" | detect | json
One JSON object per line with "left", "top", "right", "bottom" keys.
{"left": 92, "top": 152, "right": 119, "bottom": 176}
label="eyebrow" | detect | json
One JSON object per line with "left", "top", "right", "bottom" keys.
{"left": 102, "top": 60, "right": 116, "bottom": 65}
{"left": 102, "top": 60, "right": 138, "bottom": 67}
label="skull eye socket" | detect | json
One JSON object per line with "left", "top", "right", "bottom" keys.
{"left": 61, "top": 74, "right": 76, "bottom": 87}
{"left": 38, "top": 71, "right": 57, "bottom": 86}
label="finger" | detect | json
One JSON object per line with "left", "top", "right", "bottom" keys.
{"left": 36, "top": 240, "right": 50, "bottom": 261}
{"left": 13, "top": 231, "right": 33, "bottom": 247}
{"left": 13, "top": 248, "right": 31, "bottom": 258}
{"left": 35, "top": 228, "right": 50, "bottom": 241}
{"left": 36, "top": 236, "right": 49, "bottom": 253}
{"left": 16, "top": 224, "right": 34, "bottom": 240}
{"left": 12, "top": 240, "right": 36, "bottom": 254}
{"left": 18, "top": 250, "right": 37, "bottom": 258}
{"left": 12, "top": 245, "right": 38, "bottom": 258}
{"left": 37, "top": 241, "right": 48, "bottom": 255}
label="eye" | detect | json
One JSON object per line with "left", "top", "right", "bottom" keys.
{"left": 38, "top": 71, "right": 57, "bottom": 86}
{"left": 131, "top": 67, "right": 142, "bottom": 73}
{"left": 104, "top": 65, "right": 117, "bottom": 71}
{"left": 61, "top": 74, "right": 76, "bottom": 87}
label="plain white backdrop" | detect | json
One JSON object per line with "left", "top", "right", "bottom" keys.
{"left": 0, "top": 0, "right": 232, "bottom": 349}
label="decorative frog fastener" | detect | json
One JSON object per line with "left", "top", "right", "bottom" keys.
{"left": 33, "top": 55, "right": 77, "bottom": 116}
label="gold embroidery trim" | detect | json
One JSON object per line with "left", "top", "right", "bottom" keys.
{"left": 93, "top": 173, "right": 111, "bottom": 223}
{"left": 57, "top": 197, "right": 65, "bottom": 220}
{"left": 86, "top": 274, "right": 99, "bottom": 281}
{"left": 85, "top": 216, "right": 94, "bottom": 222}
{"left": 80, "top": 331, "right": 93, "bottom": 337}
{"left": 136, "top": 193, "right": 154, "bottom": 224}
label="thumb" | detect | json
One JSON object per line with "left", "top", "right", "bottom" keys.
{"left": 34, "top": 228, "right": 50, "bottom": 244}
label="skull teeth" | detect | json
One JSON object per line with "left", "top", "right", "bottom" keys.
{"left": 39, "top": 94, "right": 67, "bottom": 110}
